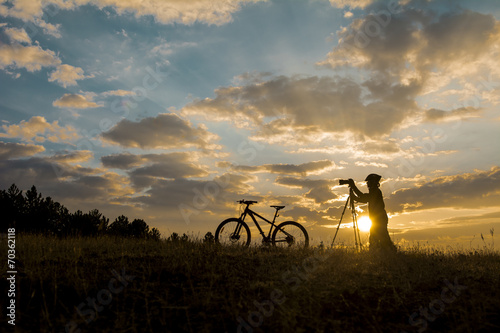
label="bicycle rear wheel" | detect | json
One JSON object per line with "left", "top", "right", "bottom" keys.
{"left": 272, "top": 221, "right": 309, "bottom": 248}
{"left": 215, "top": 218, "right": 251, "bottom": 246}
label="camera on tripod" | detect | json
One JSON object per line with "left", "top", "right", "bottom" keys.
{"left": 332, "top": 178, "right": 362, "bottom": 250}
{"left": 339, "top": 179, "right": 350, "bottom": 186}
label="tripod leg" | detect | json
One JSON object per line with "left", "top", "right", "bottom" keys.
{"left": 331, "top": 196, "right": 350, "bottom": 248}
{"left": 351, "top": 200, "right": 358, "bottom": 251}
{"left": 350, "top": 196, "right": 362, "bottom": 251}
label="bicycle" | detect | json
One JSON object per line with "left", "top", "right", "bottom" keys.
{"left": 215, "top": 200, "right": 309, "bottom": 248}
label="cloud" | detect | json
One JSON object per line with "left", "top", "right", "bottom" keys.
{"left": 230, "top": 160, "right": 337, "bottom": 176}
{"left": 4, "top": 27, "right": 32, "bottom": 44}
{"left": 0, "top": 154, "right": 95, "bottom": 188}
{"left": 421, "top": 10, "right": 497, "bottom": 67}
{"left": 101, "top": 90, "right": 136, "bottom": 97}
{"left": 0, "top": 0, "right": 50, "bottom": 20}
{"left": 275, "top": 177, "right": 339, "bottom": 204}
{"left": 355, "top": 161, "right": 388, "bottom": 168}
{"left": 0, "top": 142, "right": 45, "bottom": 159}
{"left": 318, "top": 6, "right": 500, "bottom": 98}
{"left": 66, "top": 172, "right": 133, "bottom": 199}
{"left": 0, "top": 1, "right": 61, "bottom": 37}
{"left": 0, "top": 141, "right": 137, "bottom": 216}
{"left": 183, "top": 74, "right": 420, "bottom": 140}
{"left": 101, "top": 153, "right": 145, "bottom": 169}
{"left": 318, "top": 9, "right": 423, "bottom": 77}
{"left": 0, "top": 0, "right": 265, "bottom": 27}
{"left": 0, "top": 116, "right": 80, "bottom": 143}
{"left": 132, "top": 172, "right": 257, "bottom": 217}
{"left": 424, "top": 107, "right": 481, "bottom": 123}
{"left": 36, "top": 19, "right": 62, "bottom": 38}
{"left": 92, "top": 0, "right": 266, "bottom": 25}
{"left": 51, "top": 150, "right": 94, "bottom": 164}
{"left": 0, "top": 43, "right": 61, "bottom": 72}
{"left": 274, "top": 202, "right": 351, "bottom": 228}
{"left": 328, "top": 0, "right": 374, "bottom": 9}
{"left": 130, "top": 162, "right": 208, "bottom": 188}
{"left": 101, "top": 152, "right": 210, "bottom": 188}
{"left": 0, "top": 148, "right": 134, "bottom": 206}
{"left": 0, "top": 157, "right": 71, "bottom": 189}
{"left": 360, "top": 139, "right": 400, "bottom": 154}
{"left": 0, "top": 28, "right": 81, "bottom": 82}
{"left": 437, "top": 211, "right": 500, "bottom": 226}
{"left": 151, "top": 41, "right": 197, "bottom": 57}
{"left": 386, "top": 167, "right": 500, "bottom": 213}
{"left": 101, "top": 113, "right": 219, "bottom": 150}
{"left": 48, "top": 64, "right": 92, "bottom": 87}
{"left": 275, "top": 177, "right": 333, "bottom": 189}
{"left": 52, "top": 93, "right": 101, "bottom": 109}
{"left": 291, "top": 136, "right": 401, "bottom": 159}
{"left": 87, "top": 170, "right": 258, "bottom": 230}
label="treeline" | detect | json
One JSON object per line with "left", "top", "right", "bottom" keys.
{"left": 1, "top": 184, "right": 160, "bottom": 239}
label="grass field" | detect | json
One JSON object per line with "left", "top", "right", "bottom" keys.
{"left": 2, "top": 235, "right": 500, "bottom": 332}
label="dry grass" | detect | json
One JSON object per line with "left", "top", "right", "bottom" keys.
{"left": 1, "top": 235, "right": 500, "bottom": 332}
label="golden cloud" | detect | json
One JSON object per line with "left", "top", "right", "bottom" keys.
{"left": 4, "top": 27, "right": 32, "bottom": 44}
{"left": 0, "top": 43, "right": 61, "bottom": 72}
{"left": 48, "top": 64, "right": 92, "bottom": 88}
{"left": 0, "top": 116, "right": 80, "bottom": 143}
{"left": 328, "top": 0, "right": 374, "bottom": 9}
{"left": 52, "top": 93, "right": 101, "bottom": 109}
{"left": 231, "top": 160, "right": 338, "bottom": 176}
{"left": 183, "top": 75, "right": 420, "bottom": 140}
{"left": 0, "top": 142, "right": 45, "bottom": 159}
{"left": 386, "top": 166, "right": 500, "bottom": 213}
{"left": 0, "top": 0, "right": 266, "bottom": 26}
{"left": 318, "top": 6, "right": 500, "bottom": 111}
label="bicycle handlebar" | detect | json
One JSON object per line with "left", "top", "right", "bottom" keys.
{"left": 237, "top": 200, "right": 258, "bottom": 205}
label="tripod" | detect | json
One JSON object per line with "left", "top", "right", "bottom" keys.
{"left": 330, "top": 187, "right": 362, "bottom": 251}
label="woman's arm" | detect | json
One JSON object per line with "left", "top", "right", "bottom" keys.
{"left": 348, "top": 179, "right": 369, "bottom": 203}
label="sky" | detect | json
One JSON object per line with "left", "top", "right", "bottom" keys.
{"left": 1, "top": 0, "right": 499, "bottom": 249}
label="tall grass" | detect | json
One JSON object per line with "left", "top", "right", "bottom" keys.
{"left": 1, "top": 235, "right": 500, "bottom": 332}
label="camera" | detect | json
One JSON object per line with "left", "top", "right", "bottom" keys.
{"left": 339, "top": 179, "right": 350, "bottom": 185}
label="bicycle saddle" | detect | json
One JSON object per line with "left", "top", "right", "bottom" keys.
{"left": 270, "top": 205, "right": 285, "bottom": 210}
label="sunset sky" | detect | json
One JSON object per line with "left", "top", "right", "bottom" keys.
{"left": 1, "top": 0, "right": 499, "bottom": 248}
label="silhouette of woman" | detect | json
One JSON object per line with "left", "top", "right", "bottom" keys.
{"left": 348, "top": 174, "right": 396, "bottom": 252}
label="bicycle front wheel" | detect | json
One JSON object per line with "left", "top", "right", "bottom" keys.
{"left": 272, "top": 221, "right": 309, "bottom": 248}
{"left": 215, "top": 218, "right": 251, "bottom": 246}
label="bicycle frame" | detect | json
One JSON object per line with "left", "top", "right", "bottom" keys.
{"left": 215, "top": 200, "right": 309, "bottom": 248}
{"left": 239, "top": 205, "right": 280, "bottom": 240}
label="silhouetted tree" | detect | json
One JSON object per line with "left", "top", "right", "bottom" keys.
{"left": 1, "top": 184, "right": 25, "bottom": 229}
{"left": 130, "top": 219, "right": 149, "bottom": 238}
{"left": 149, "top": 227, "right": 161, "bottom": 240}
{"left": 68, "top": 211, "right": 86, "bottom": 236}
{"left": 67, "top": 209, "right": 108, "bottom": 236}
{"left": 108, "top": 215, "right": 130, "bottom": 236}
{"left": 44, "top": 197, "right": 70, "bottom": 235}
{"left": 0, "top": 184, "right": 159, "bottom": 240}
{"left": 24, "top": 185, "right": 43, "bottom": 232}
{"left": 86, "top": 209, "right": 108, "bottom": 236}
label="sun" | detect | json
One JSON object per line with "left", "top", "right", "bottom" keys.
{"left": 357, "top": 216, "right": 372, "bottom": 232}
